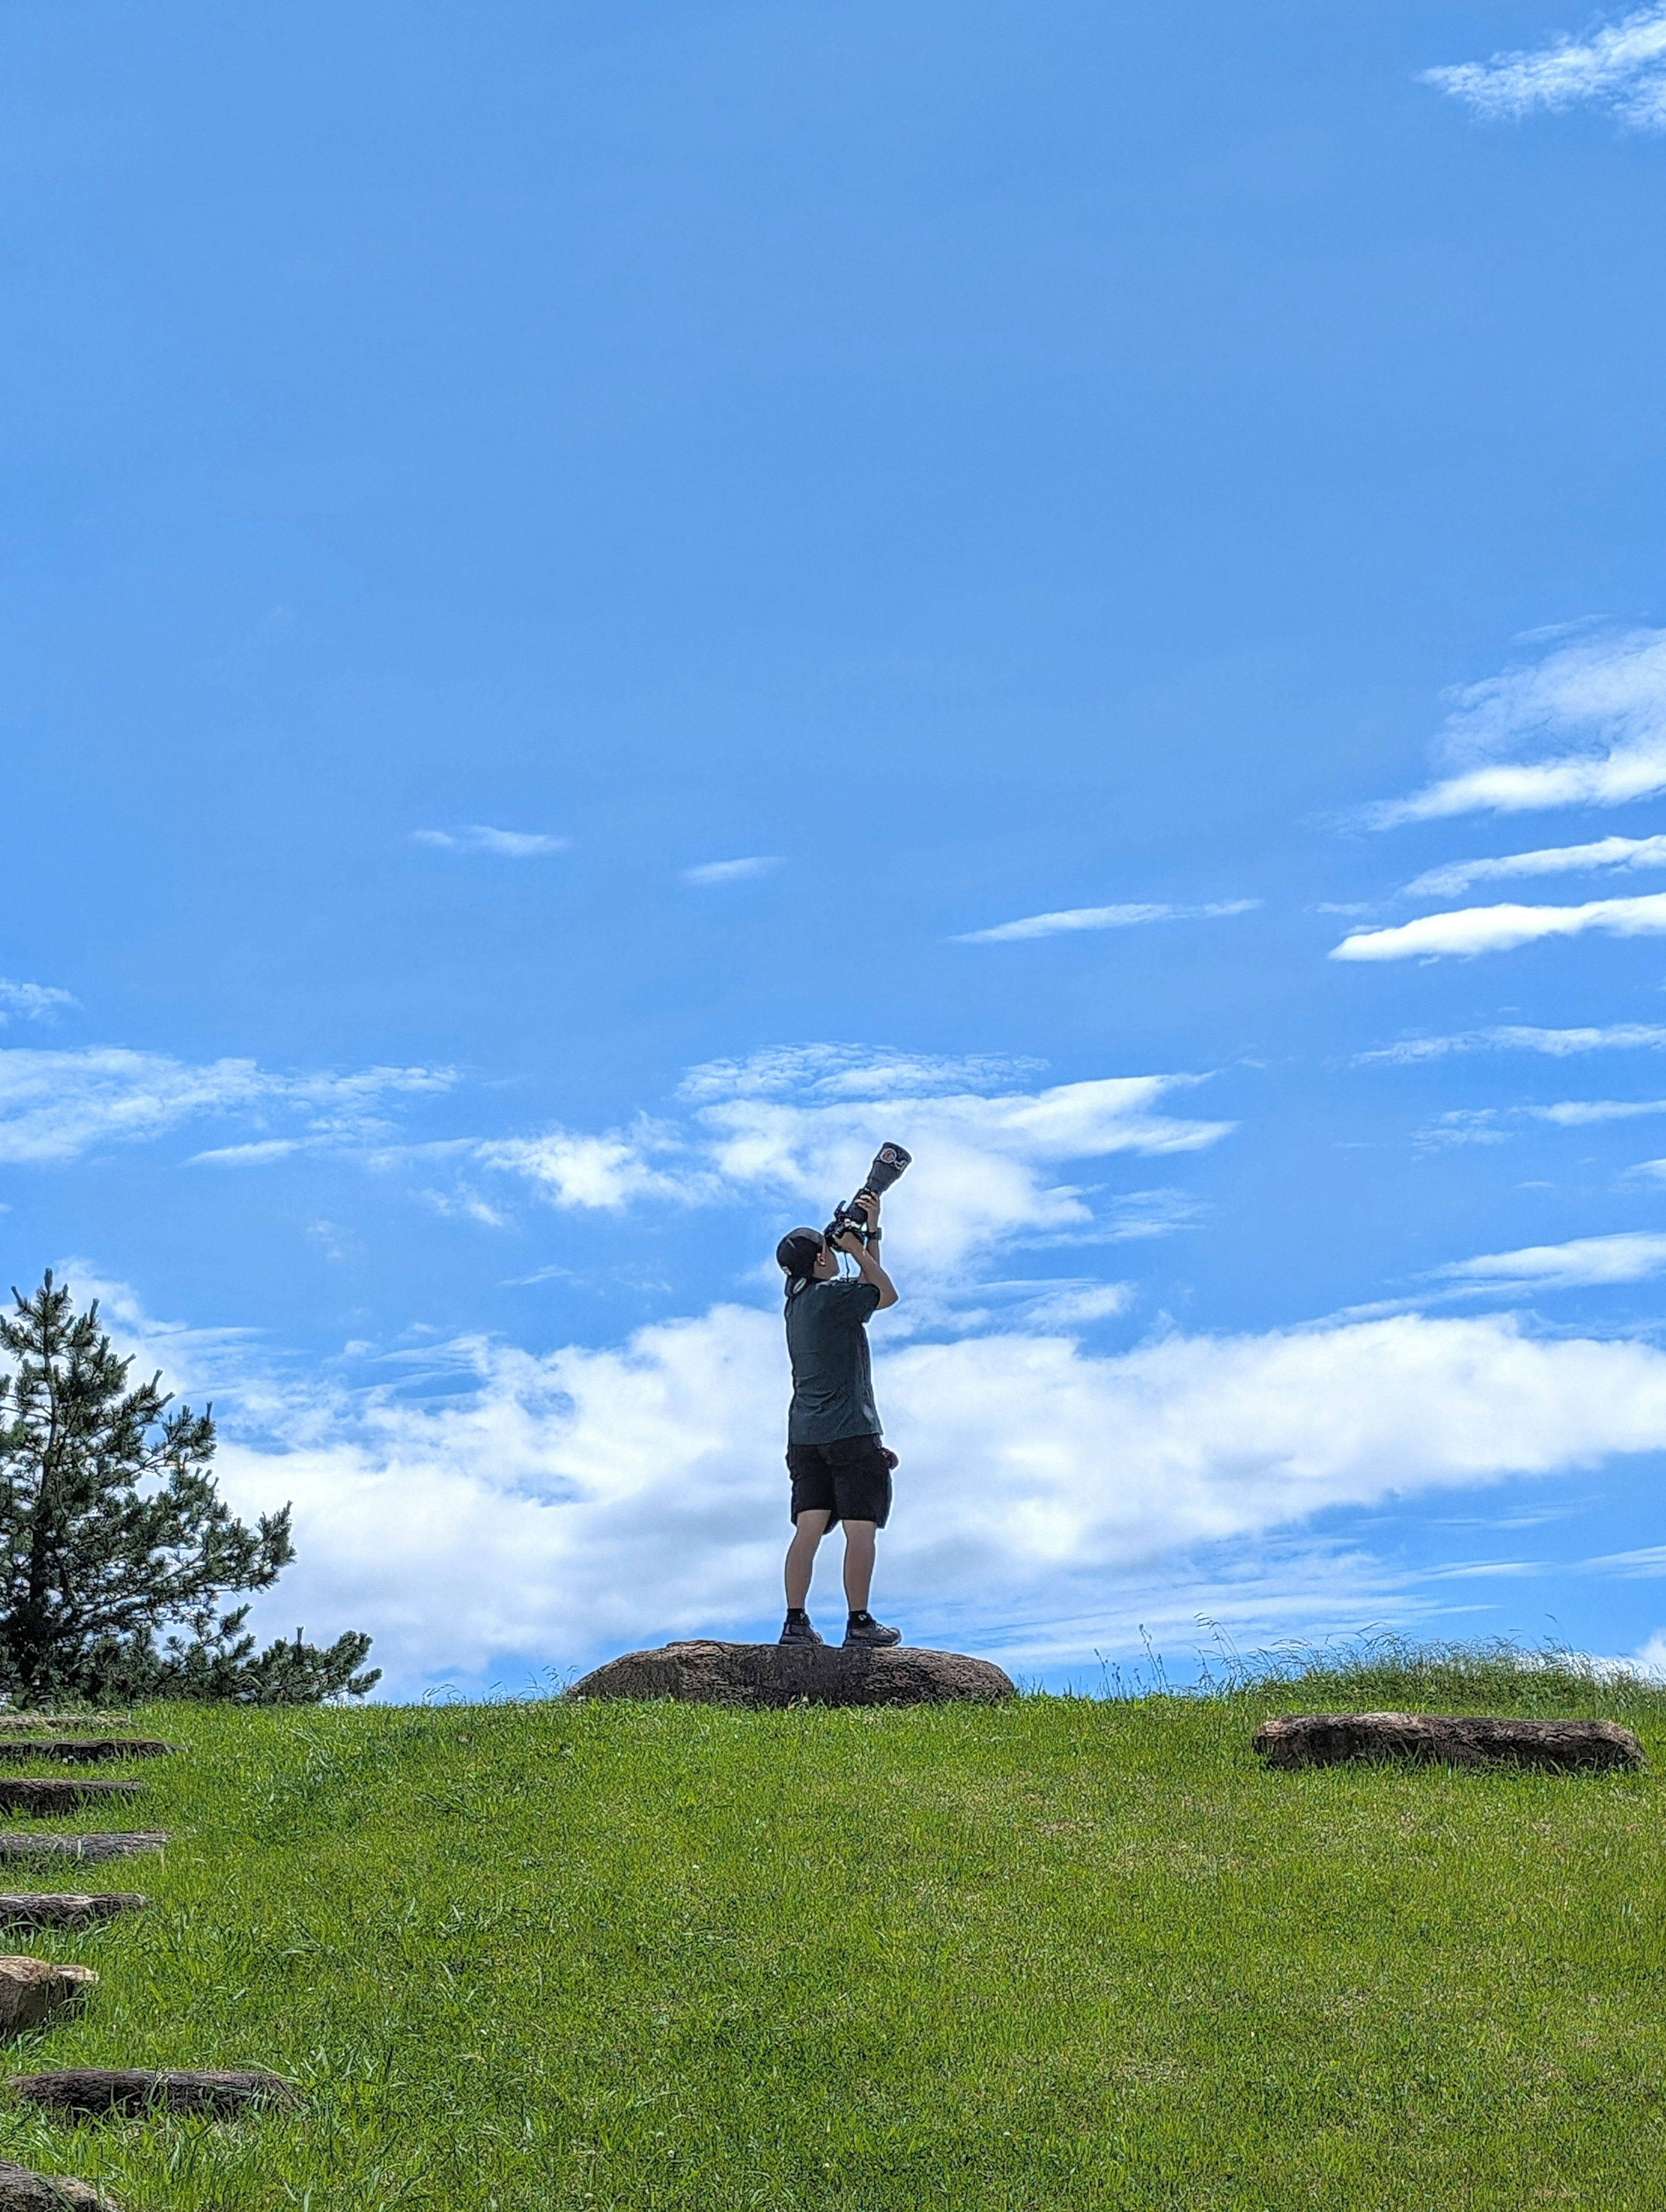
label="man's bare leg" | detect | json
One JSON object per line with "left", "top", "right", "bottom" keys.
{"left": 784, "top": 1507, "right": 831, "bottom": 1609}
{"left": 841, "top": 1519, "right": 877, "bottom": 1612}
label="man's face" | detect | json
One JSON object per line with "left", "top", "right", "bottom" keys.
{"left": 812, "top": 1237, "right": 837, "bottom": 1280}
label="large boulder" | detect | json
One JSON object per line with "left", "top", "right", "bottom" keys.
{"left": 1253, "top": 1711, "right": 1645, "bottom": 1773}
{"left": 570, "top": 1638, "right": 1015, "bottom": 1708}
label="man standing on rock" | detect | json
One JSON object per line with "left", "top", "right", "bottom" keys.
{"left": 774, "top": 1193, "right": 902, "bottom": 1649}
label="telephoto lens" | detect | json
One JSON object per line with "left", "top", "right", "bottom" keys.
{"left": 825, "top": 1143, "right": 912, "bottom": 1245}
{"left": 862, "top": 1143, "right": 912, "bottom": 1199}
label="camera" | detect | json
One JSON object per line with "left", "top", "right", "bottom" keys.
{"left": 825, "top": 1143, "right": 912, "bottom": 1249}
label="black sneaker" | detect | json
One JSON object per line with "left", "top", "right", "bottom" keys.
{"left": 843, "top": 1613, "right": 902, "bottom": 1649}
{"left": 779, "top": 1614, "right": 823, "bottom": 1646}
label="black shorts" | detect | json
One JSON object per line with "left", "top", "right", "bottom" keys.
{"left": 787, "top": 1434, "right": 893, "bottom": 1529}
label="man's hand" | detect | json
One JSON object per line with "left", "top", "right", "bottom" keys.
{"left": 832, "top": 1226, "right": 867, "bottom": 1257}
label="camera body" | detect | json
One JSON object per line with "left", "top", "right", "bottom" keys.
{"left": 824, "top": 1142, "right": 912, "bottom": 1249}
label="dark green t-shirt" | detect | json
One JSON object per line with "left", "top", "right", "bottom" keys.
{"left": 784, "top": 1276, "right": 883, "bottom": 1445}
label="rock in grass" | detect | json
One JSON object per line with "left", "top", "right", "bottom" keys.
{"left": 1253, "top": 1711, "right": 1645, "bottom": 1773}
{"left": 0, "top": 1743, "right": 171, "bottom": 1768}
{"left": 0, "top": 1783, "right": 141, "bottom": 1818}
{"left": 571, "top": 1638, "right": 1016, "bottom": 1707}
{"left": 0, "top": 1836, "right": 167, "bottom": 1864}
{"left": 0, "top": 2157, "right": 115, "bottom": 2209}
{"left": 0, "top": 1895, "right": 146, "bottom": 1930}
{"left": 10, "top": 2069, "right": 297, "bottom": 2119}
{"left": 0, "top": 1957, "right": 97, "bottom": 2036}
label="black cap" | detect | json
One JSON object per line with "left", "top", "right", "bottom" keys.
{"left": 776, "top": 1227, "right": 823, "bottom": 1279}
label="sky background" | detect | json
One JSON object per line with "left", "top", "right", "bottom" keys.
{"left": 8, "top": 1, "right": 1666, "bottom": 1694}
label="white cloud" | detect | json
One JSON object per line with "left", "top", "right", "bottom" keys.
{"left": 1536, "top": 1097, "right": 1666, "bottom": 1126}
{"left": 1331, "top": 890, "right": 1666, "bottom": 962}
{"left": 0, "top": 1049, "right": 453, "bottom": 1167}
{"left": 0, "top": 980, "right": 76, "bottom": 1024}
{"left": 476, "top": 1050, "right": 1235, "bottom": 1285}
{"left": 1357, "top": 1023, "right": 1666, "bottom": 1064}
{"left": 413, "top": 826, "right": 569, "bottom": 857}
{"left": 1404, "top": 833, "right": 1666, "bottom": 900}
{"left": 1424, "top": 6, "right": 1666, "bottom": 129}
{"left": 1370, "top": 628, "right": 1666, "bottom": 825}
{"left": 102, "top": 1290, "right": 1666, "bottom": 1691}
{"left": 476, "top": 1119, "right": 699, "bottom": 1211}
{"left": 953, "top": 899, "right": 1257, "bottom": 945}
{"left": 1431, "top": 1231, "right": 1666, "bottom": 1289}
{"left": 681, "top": 857, "right": 785, "bottom": 886}
{"left": 191, "top": 1139, "right": 305, "bottom": 1167}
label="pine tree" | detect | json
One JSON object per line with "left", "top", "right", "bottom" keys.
{"left": 0, "top": 1272, "right": 378, "bottom": 1704}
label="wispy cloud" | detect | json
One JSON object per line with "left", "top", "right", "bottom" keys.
{"left": 676, "top": 1045, "right": 1044, "bottom": 1102}
{"left": 0, "top": 980, "right": 76, "bottom": 1024}
{"left": 412, "top": 826, "right": 570, "bottom": 857}
{"left": 1424, "top": 6, "right": 1666, "bottom": 129}
{"left": 1430, "top": 1231, "right": 1666, "bottom": 1290}
{"left": 0, "top": 1049, "right": 453, "bottom": 1167}
{"left": 1536, "top": 1097, "right": 1666, "bottom": 1126}
{"left": 1404, "top": 833, "right": 1666, "bottom": 900}
{"left": 475, "top": 1045, "right": 1235, "bottom": 1286}
{"left": 1587, "top": 1547, "right": 1666, "bottom": 1579}
{"left": 1332, "top": 891, "right": 1666, "bottom": 962}
{"left": 1368, "top": 628, "right": 1666, "bottom": 825}
{"left": 1357, "top": 1023, "right": 1666, "bottom": 1064}
{"left": 681, "top": 856, "right": 784, "bottom": 887}
{"left": 1417, "top": 1098, "right": 1666, "bottom": 1148}
{"left": 953, "top": 899, "right": 1258, "bottom": 945}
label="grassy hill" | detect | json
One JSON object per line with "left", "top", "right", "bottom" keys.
{"left": 1, "top": 1646, "right": 1662, "bottom": 2210}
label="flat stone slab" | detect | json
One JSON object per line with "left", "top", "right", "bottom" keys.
{"left": 1253, "top": 1711, "right": 1645, "bottom": 1773}
{"left": 0, "top": 1956, "right": 97, "bottom": 2038}
{"left": 0, "top": 1894, "right": 147, "bottom": 1930}
{"left": 0, "top": 2158, "right": 114, "bottom": 2209}
{"left": 0, "top": 1742, "right": 172, "bottom": 1767}
{"left": 10, "top": 2069, "right": 297, "bottom": 2120}
{"left": 571, "top": 1638, "right": 1016, "bottom": 1707}
{"left": 0, "top": 1782, "right": 141, "bottom": 1817}
{"left": 0, "top": 1835, "right": 167, "bottom": 1864}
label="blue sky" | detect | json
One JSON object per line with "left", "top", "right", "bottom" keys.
{"left": 9, "top": 1, "right": 1666, "bottom": 1694}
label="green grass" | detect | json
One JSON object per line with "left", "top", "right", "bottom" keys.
{"left": 0, "top": 1644, "right": 1663, "bottom": 2209}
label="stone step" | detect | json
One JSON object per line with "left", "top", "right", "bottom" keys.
{"left": 0, "top": 2158, "right": 114, "bottom": 2209}
{"left": 10, "top": 2068, "right": 297, "bottom": 2119}
{"left": 0, "top": 1835, "right": 167, "bottom": 1864}
{"left": 0, "top": 1781, "right": 142, "bottom": 1817}
{"left": 0, "top": 1894, "right": 147, "bottom": 1929}
{"left": 0, "top": 1741, "right": 172, "bottom": 1766}
{"left": 0, "top": 1956, "right": 97, "bottom": 2037}
{"left": 1252, "top": 1711, "right": 1646, "bottom": 1772}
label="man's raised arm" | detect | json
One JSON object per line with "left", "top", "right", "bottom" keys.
{"left": 833, "top": 1196, "right": 899, "bottom": 1308}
